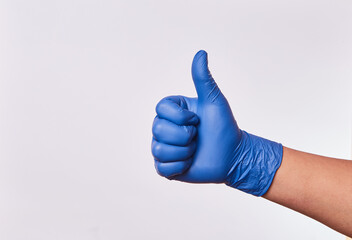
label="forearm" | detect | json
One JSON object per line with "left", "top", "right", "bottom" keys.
{"left": 263, "top": 147, "right": 352, "bottom": 237}
{"left": 152, "top": 50, "right": 352, "bottom": 237}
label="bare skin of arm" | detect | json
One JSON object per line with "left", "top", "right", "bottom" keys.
{"left": 263, "top": 147, "right": 352, "bottom": 237}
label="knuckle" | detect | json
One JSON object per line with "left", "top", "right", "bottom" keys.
{"left": 151, "top": 141, "right": 162, "bottom": 158}
{"left": 154, "top": 161, "right": 171, "bottom": 178}
{"left": 152, "top": 119, "right": 163, "bottom": 138}
{"left": 155, "top": 99, "right": 166, "bottom": 114}
{"left": 154, "top": 160, "right": 190, "bottom": 179}
{"left": 156, "top": 96, "right": 175, "bottom": 114}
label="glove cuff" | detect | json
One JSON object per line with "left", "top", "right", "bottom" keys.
{"left": 225, "top": 130, "right": 283, "bottom": 196}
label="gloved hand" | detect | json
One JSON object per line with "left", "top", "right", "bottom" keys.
{"left": 151, "top": 50, "right": 283, "bottom": 196}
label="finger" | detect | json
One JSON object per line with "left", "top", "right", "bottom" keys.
{"left": 151, "top": 138, "right": 196, "bottom": 162}
{"left": 152, "top": 117, "right": 197, "bottom": 146}
{"left": 156, "top": 96, "right": 199, "bottom": 125}
{"left": 154, "top": 158, "right": 192, "bottom": 179}
{"left": 191, "top": 50, "right": 224, "bottom": 102}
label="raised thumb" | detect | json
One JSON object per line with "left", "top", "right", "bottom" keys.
{"left": 191, "top": 50, "right": 223, "bottom": 102}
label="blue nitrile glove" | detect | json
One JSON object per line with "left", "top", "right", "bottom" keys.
{"left": 151, "top": 50, "right": 283, "bottom": 196}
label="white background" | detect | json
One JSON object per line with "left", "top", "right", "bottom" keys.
{"left": 0, "top": 0, "right": 351, "bottom": 239}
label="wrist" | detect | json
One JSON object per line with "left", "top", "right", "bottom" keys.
{"left": 225, "top": 130, "right": 283, "bottom": 196}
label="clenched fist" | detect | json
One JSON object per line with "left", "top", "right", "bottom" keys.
{"left": 151, "top": 50, "right": 282, "bottom": 196}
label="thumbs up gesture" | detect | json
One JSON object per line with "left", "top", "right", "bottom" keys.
{"left": 152, "top": 50, "right": 283, "bottom": 196}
